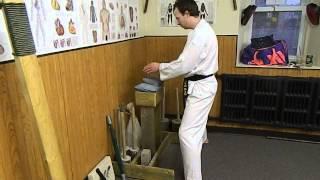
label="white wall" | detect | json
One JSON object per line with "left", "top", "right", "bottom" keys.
{"left": 140, "top": 0, "right": 240, "bottom": 36}
{"left": 305, "top": 0, "right": 320, "bottom": 65}
{"left": 306, "top": 25, "right": 320, "bottom": 65}
{"left": 236, "top": 0, "right": 252, "bottom": 66}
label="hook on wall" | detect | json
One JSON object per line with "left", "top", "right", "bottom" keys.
{"left": 233, "top": 0, "right": 237, "bottom": 11}
{"left": 143, "top": 0, "right": 149, "bottom": 13}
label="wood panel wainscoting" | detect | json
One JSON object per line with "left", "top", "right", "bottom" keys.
{"left": 1, "top": 36, "right": 320, "bottom": 180}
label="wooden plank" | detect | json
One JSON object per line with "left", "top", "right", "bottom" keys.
{"left": 149, "top": 132, "right": 175, "bottom": 166}
{"left": 135, "top": 91, "right": 162, "bottom": 107}
{"left": 130, "top": 151, "right": 141, "bottom": 164}
{"left": 14, "top": 56, "right": 67, "bottom": 180}
{"left": 113, "top": 162, "right": 175, "bottom": 180}
{"left": 140, "top": 106, "right": 161, "bottom": 154}
{"left": 2, "top": 0, "right": 67, "bottom": 178}
{"left": 39, "top": 54, "right": 72, "bottom": 179}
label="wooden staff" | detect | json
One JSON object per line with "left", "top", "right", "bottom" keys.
{"left": 176, "top": 88, "right": 180, "bottom": 122}
{"left": 2, "top": 1, "right": 67, "bottom": 179}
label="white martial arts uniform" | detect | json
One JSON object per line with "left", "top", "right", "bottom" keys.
{"left": 159, "top": 19, "right": 218, "bottom": 180}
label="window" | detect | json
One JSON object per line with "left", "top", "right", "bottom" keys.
{"left": 252, "top": 11, "right": 302, "bottom": 56}
{"left": 255, "top": 0, "right": 301, "bottom": 7}
{"left": 253, "top": 0, "right": 304, "bottom": 58}
{"left": 239, "top": 0, "right": 306, "bottom": 64}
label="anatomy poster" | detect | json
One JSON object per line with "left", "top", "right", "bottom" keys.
{"left": 116, "top": 0, "right": 129, "bottom": 40}
{"left": 160, "top": 0, "right": 176, "bottom": 27}
{"left": 81, "top": 0, "right": 101, "bottom": 44}
{"left": 22, "top": 0, "right": 140, "bottom": 56}
{"left": 0, "top": 11, "right": 13, "bottom": 62}
{"left": 99, "top": 0, "right": 113, "bottom": 42}
{"left": 160, "top": 0, "right": 216, "bottom": 26}
{"left": 25, "top": 0, "right": 81, "bottom": 55}
{"left": 107, "top": 0, "right": 119, "bottom": 41}
{"left": 128, "top": 0, "right": 139, "bottom": 38}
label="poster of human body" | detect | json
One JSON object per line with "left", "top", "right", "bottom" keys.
{"left": 196, "top": 0, "right": 216, "bottom": 24}
{"left": 25, "top": 0, "right": 81, "bottom": 55}
{"left": 160, "top": 0, "right": 216, "bottom": 26}
{"left": 116, "top": 0, "right": 129, "bottom": 40}
{"left": 22, "top": 0, "right": 139, "bottom": 55}
{"left": 160, "top": 0, "right": 176, "bottom": 27}
{"left": 107, "top": 0, "right": 120, "bottom": 41}
{"left": 128, "top": 0, "right": 139, "bottom": 38}
{"left": 80, "top": 0, "right": 101, "bottom": 44}
{"left": 0, "top": 11, "right": 13, "bottom": 62}
{"left": 99, "top": 0, "right": 112, "bottom": 42}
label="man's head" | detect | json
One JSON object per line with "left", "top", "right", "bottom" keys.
{"left": 173, "top": 0, "right": 200, "bottom": 29}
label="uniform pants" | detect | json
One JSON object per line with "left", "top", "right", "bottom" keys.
{"left": 179, "top": 93, "right": 215, "bottom": 180}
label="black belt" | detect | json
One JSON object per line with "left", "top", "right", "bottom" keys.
{"left": 183, "top": 74, "right": 213, "bottom": 108}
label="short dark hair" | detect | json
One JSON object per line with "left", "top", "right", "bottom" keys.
{"left": 173, "top": 0, "right": 199, "bottom": 16}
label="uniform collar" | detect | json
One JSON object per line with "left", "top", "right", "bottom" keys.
{"left": 194, "top": 19, "right": 205, "bottom": 31}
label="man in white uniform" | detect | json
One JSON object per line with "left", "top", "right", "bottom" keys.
{"left": 143, "top": 0, "right": 218, "bottom": 179}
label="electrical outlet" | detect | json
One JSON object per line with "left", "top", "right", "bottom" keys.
{"left": 86, "top": 156, "right": 115, "bottom": 180}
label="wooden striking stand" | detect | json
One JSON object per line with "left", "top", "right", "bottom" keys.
{"left": 135, "top": 90, "right": 162, "bottom": 154}
{"left": 113, "top": 132, "right": 177, "bottom": 180}
{"left": 111, "top": 90, "right": 177, "bottom": 179}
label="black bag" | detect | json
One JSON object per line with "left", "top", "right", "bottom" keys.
{"left": 251, "top": 35, "right": 275, "bottom": 49}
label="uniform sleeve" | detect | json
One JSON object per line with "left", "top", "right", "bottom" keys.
{"left": 159, "top": 41, "right": 204, "bottom": 81}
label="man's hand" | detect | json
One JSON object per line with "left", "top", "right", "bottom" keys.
{"left": 143, "top": 62, "right": 160, "bottom": 74}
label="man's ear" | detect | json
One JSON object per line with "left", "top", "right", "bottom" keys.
{"left": 184, "top": 10, "right": 190, "bottom": 16}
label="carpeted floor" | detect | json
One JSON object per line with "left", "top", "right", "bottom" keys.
{"left": 158, "top": 132, "right": 320, "bottom": 180}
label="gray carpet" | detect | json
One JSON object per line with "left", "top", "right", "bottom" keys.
{"left": 158, "top": 132, "right": 320, "bottom": 180}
